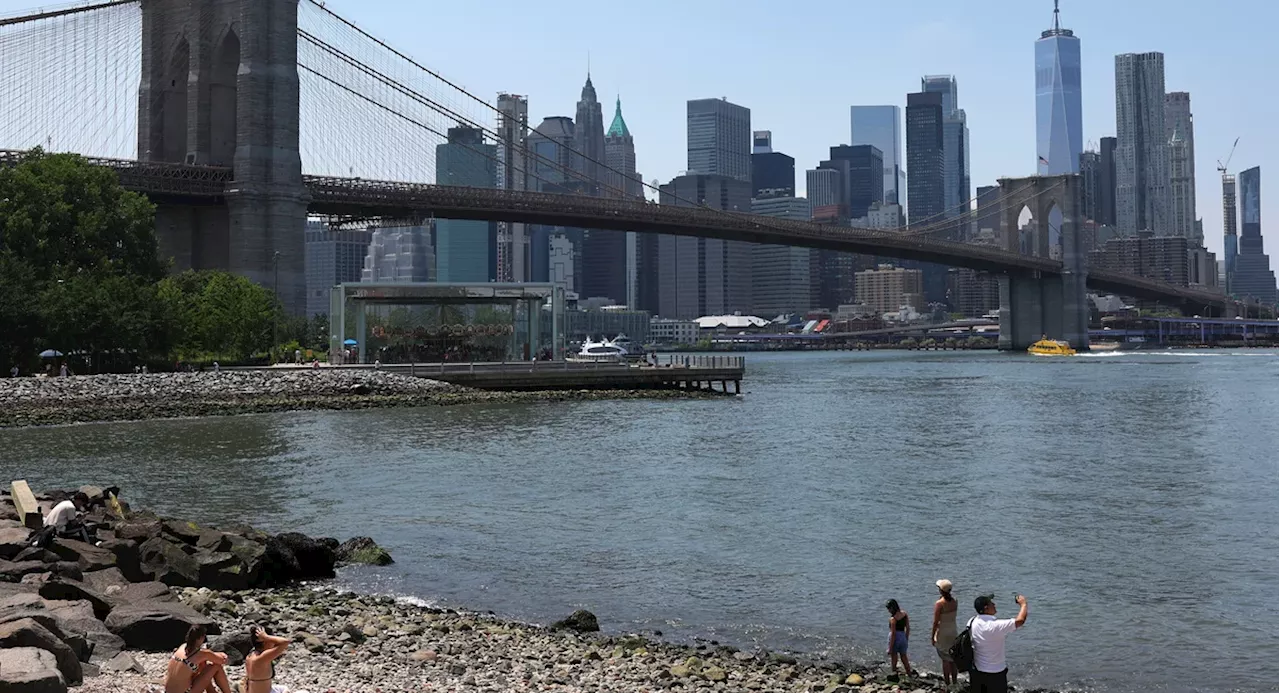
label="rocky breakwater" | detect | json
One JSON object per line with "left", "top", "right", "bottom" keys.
{"left": 0, "top": 485, "right": 392, "bottom": 693}
{"left": 0, "top": 370, "right": 727, "bottom": 428}
{"left": 79, "top": 587, "right": 973, "bottom": 693}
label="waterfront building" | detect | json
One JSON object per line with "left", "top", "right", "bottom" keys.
{"left": 649, "top": 318, "right": 700, "bottom": 345}
{"left": 1035, "top": 1, "right": 1082, "bottom": 175}
{"left": 656, "top": 174, "right": 753, "bottom": 318}
{"left": 435, "top": 126, "right": 497, "bottom": 282}
{"left": 305, "top": 221, "right": 371, "bottom": 317}
{"left": 1233, "top": 166, "right": 1278, "bottom": 306}
{"left": 1115, "top": 52, "right": 1169, "bottom": 234}
{"left": 855, "top": 265, "right": 925, "bottom": 314}
{"left": 687, "top": 98, "right": 751, "bottom": 182}
{"left": 850, "top": 105, "right": 905, "bottom": 206}
{"left": 564, "top": 306, "right": 651, "bottom": 345}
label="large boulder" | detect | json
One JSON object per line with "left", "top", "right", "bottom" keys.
{"left": 99, "top": 539, "right": 143, "bottom": 582}
{"left": 225, "top": 536, "right": 264, "bottom": 587}
{"left": 0, "top": 618, "right": 82, "bottom": 685}
{"left": 0, "top": 526, "right": 32, "bottom": 560}
{"left": 272, "top": 532, "right": 335, "bottom": 581}
{"left": 112, "top": 518, "right": 161, "bottom": 544}
{"left": 0, "top": 560, "right": 48, "bottom": 583}
{"left": 550, "top": 609, "right": 600, "bottom": 633}
{"left": 11, "top": 548, "right": 59, "bottom": 565}
{"left": 160, "top": 519, "right": 204, "bottom": 546}
{"left": 196, "top": 552, "right": 249, "bottom": 591}
{"left": 46, "top": 540, "right": 115, "bottom": 573}
{"left": 335, "top": 537, "right": 394, "bottom": 566}
{"left": 138, "top": 537, "right": 200, "bottom": 587}
{"left": 0, "top": 647, "right": 66, "bottom": 693}
{"left": 208, "top": 631, "right": 252, "bottom": 667}
{"left": 103, "top": 602, "right": 218, "bottom": 651}
{"left": 37, "top": 579, "right": 112, "bottom": 621}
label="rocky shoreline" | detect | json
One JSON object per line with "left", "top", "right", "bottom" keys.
{"left": 1, "top": 487, "right": 1068, "bottom": 693}
{"left": 0, "top": 371, "right": 728, "bottom": 428}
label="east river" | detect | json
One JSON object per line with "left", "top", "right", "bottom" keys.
{"left": 6, "top": 349, "right": 1277, "bottom": 692}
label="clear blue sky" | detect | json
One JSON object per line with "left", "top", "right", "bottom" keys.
{"left": 328, "top": 0, "right": 1278, "bottom": 269}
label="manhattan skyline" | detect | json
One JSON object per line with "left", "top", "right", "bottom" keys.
{"left": 0, "top": 0, "right": 1272, "bottom": 271}
{"left": 310, "top": 0, "right": 1277, "bottom": 271}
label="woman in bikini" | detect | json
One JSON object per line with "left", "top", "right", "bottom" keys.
{"left": 244, "top": 625, "right": 290, "bottom": 693}
{"left": 931, "top": 578, "right": 960, "bottom": 688}
{"left": 164, "top": 625, "right": 230, "bottom": 693}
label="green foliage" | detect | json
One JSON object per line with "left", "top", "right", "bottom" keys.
{"left": 159, "top": 270, "right": 280, "bottom": 361}
{"left": 39, "top": 271, "right": 175, "bottom": 368}
{"left": 0, "top": 149, "right": 162, "bottom": 282}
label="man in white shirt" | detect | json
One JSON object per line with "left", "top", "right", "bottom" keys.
{"left": 968, "top": 593, "right": 1028, "bottom": 693}
{"left": 43, "top": 492, "right": 91, "bottom": 541}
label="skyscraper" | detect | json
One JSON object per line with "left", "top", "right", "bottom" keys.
{"left": 656, "top": 174, "right": 753, "bottom": 318}
{"left": 361, "top": 224, "right": 434, "bottom": 284}
{"left": 751, "top": 194, "right": 814, "bottom": 317}
{"left": 1079, "top": 149, "right": 1100, "bottom": 223}
{"left": 604, "top": 96, "right": 643, "bottom": 308}
{"left": 1164, "top": 92, "right": 1198, "bottom": 242}
{"left": 687, "top": 98, "right": 751, "bottom": 182}
{"left": 805, "top": 168, "right": 843, "bottom": 214}
{"left": 906, "top": 91, "right": 945, "bottom": 227}
{"left": 751, "top": 130, "right": 796, "bottom": 197}
{"left": 1115, "top": 52, "right": 1169, "bottom": 234}
{"left": 820, "top": 145, "right": 884, "bottom": 219}
{"left": 1223, "top": 171, "right": 1238, "bottom": 293}
{"left": 526, "top": 116, "right": 577, "bottom": 283}
{"left": 850, "top": 105, "right": 905, "bottom": 206}
{"left": 1098, "top": 136, "right": 1118, "bottom": 226}
{"left": 496, "top": 93, "right": 528, "bottom": 281}
{"left": 305, "top": 221, "right": 372, "bottom": 317}
{"left": 435, "top": 126, "right": 496, "bottom": 282}
{"left": 922, "top": 75, "right": 970, "bottom": 236}
{"left": 574, "top": 75, "right": 606, "bottom": 193}
{"left": 1233, "top": 166, "right": 1278, "bottom": 306}
{"left": 1035, "top": 0, "right": 1082, "bottom": 175}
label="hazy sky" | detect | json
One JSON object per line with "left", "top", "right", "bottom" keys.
{"left": 1, "top": 0, "right": 1274, "bottom": 272}
{"left": 325, "top": 0, "right": 1277, "bottom": 269}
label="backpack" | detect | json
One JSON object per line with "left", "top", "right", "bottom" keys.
{"left": 949, "top": 617, "right": 976, "bottom": 672}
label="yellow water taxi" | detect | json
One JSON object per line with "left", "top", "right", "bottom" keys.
{"left": 1027, "top": 337, "right": 1076, "bottom": 356}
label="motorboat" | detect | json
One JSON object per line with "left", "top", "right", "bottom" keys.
{"left": 1027, "top": 337, "right": 1077, "bottom": 356}
{"left": 571, "top": 336, "right": 630, "bottom": 362}
{"left": 606, "top": 334, "right": 644, "bottom": 361}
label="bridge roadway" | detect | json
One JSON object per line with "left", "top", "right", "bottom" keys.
{"left": 0, "top": 150, "right": 1230, "bottom": 311}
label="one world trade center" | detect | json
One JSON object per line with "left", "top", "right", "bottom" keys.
{"left": 1035, "top": 1, "right": 1082, "bottom": 175}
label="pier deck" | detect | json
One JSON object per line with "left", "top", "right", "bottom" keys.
{"left": 258, "top": 356, "right": 746, "bottom": 393}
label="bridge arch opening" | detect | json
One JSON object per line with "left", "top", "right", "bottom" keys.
{"left": 209, "top": 30, "right": 239, "bottom": 167}
{"left": 1045, "top": 201, "right": 1063, "bottom": 260}
{"left": 1016, "top": 204, "right": 1035, "bottom": 256}
{"left": 157, "top": 38, "right": 189, "bottom": 162}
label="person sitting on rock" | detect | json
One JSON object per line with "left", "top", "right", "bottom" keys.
{"left": 245, "top": 625, "right": 290, "bottom": 693}
{"left": 165, "top": 624, "right": 231, "bottom": 693}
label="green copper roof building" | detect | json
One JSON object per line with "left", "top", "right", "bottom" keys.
{"left": 606, "top": 96, "right": 630, "bottom": 138}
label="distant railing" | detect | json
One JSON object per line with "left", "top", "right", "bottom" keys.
{"left": 337, "top": 357, "right": 746, "bottom": 375}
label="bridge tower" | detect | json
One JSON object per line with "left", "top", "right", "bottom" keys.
{"left": 138, "top": 0, "right": 307, "bottom": 314}
{"left": 996, "top": 174, "right": 1090, "bottom": 350}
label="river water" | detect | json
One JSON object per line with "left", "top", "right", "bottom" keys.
{"left": 5, "top": 350, "right": 1277, "bottom": 692}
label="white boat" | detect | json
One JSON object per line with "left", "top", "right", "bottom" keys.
{"left": 570, "top": 336, "right": 630, "bottom": 362}
{"left": 569, "top": 334, "right": 644, "bottom": 363}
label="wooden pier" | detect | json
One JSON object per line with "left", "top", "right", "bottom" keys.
{"left": 268, "top": 355, "right": 746, "bottom": 393}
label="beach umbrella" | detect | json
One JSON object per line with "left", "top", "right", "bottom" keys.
{"left": 38, "top": 349, "right": 63, "bottom": 358}
{"left": 343, "top": 339, "right": 358, "bottom": 346}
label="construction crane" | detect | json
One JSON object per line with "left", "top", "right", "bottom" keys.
{"left": 1217, "top": 137, "right": 1240, "bottom": 175}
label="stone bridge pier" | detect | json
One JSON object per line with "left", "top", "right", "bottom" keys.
{"left": 996, "top": 175, "right": 1089, "bottom": 351}
{"left": 138, "top": 0, "right": 307, "bottom": 314}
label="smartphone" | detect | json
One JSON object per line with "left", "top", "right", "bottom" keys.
{"left": 1012, "top": 592, "right": 1021, "bottom": 602}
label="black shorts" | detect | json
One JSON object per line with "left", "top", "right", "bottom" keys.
{"left": 970, "top": 667, "right": 1008, "bottom": 693}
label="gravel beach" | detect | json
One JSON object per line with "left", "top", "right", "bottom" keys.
{"left": 0, "top": 370, "right": 726, "bottom": 428}
{"left": 73, "top": 586, "right": 971, "bottom": 693}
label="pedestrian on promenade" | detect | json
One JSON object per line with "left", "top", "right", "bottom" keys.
{"left": 931, "top": 579, "right": 959, "bottom": 687}
{"left": 884, "top": 598, "right": 914, "bottom": 678}
{"left": 970, "top": 593, "right": 1028, "bottom": 693}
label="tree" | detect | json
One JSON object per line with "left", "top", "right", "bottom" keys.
{"left": 0, "top": 149, "right": 162, "bottom": 282}
{"left": 39, "top": 271, "right": 174, "bottom": 371}
{"left": 0, "top": 253, "right": 41, "bottom": 370}
{"left": 159, "top": 270, "right": 280, "bottom": 361}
